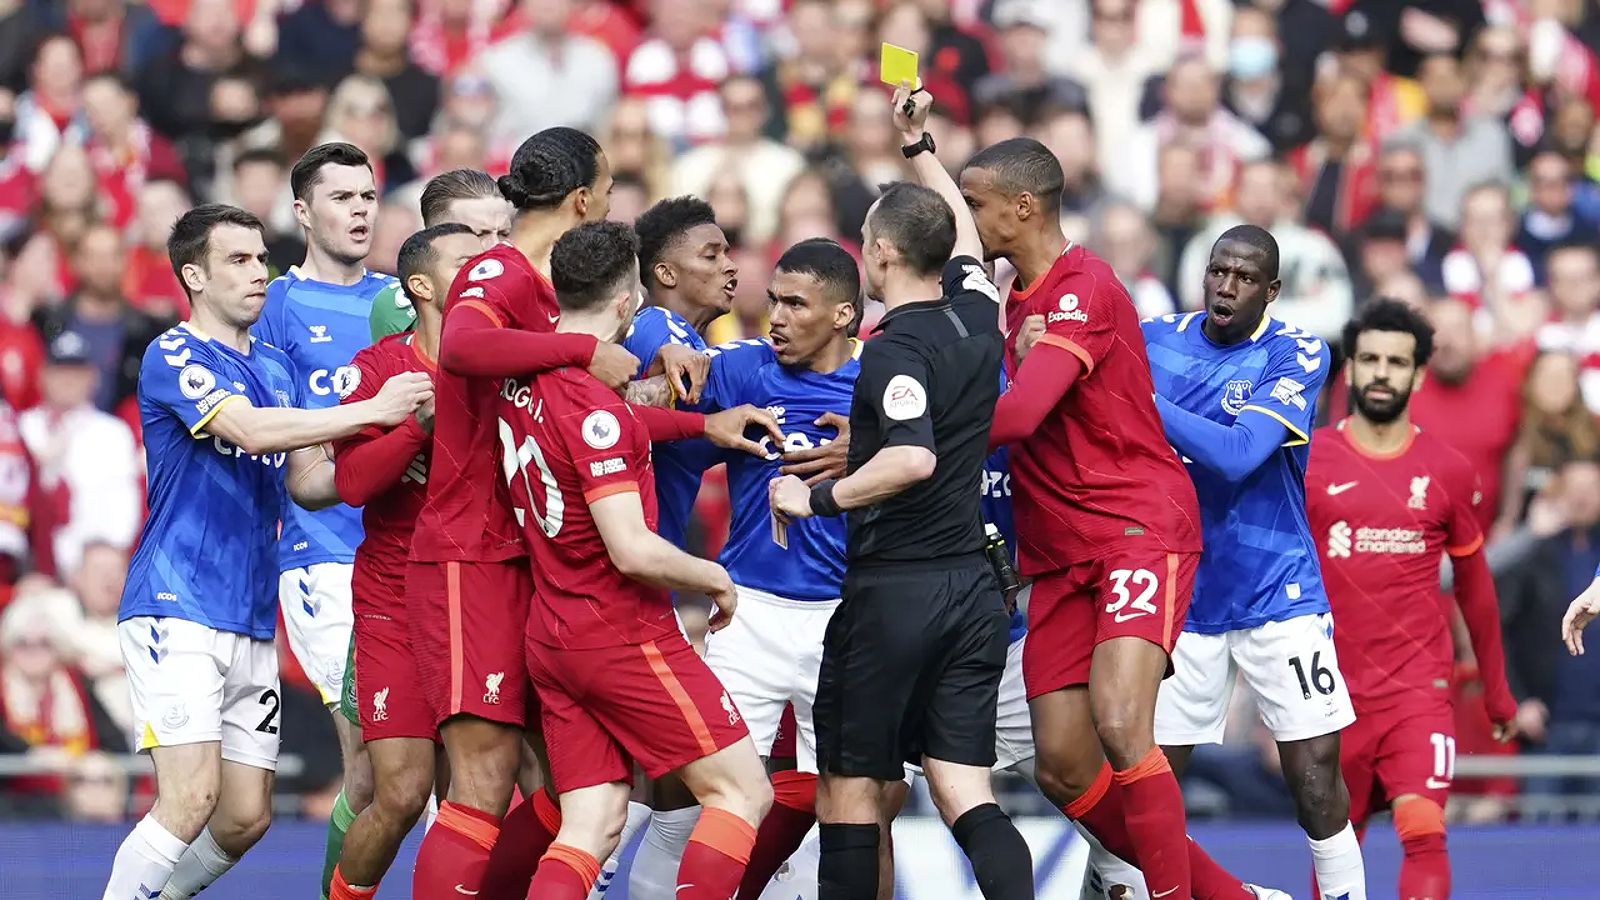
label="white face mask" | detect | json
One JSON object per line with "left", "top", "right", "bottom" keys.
{"left": 1228, "top": 36, "right": 1279, "bottom": 80}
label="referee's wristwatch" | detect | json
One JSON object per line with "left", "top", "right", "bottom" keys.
{"left": 901, "top": 132, "right": 936, "bottom": 159}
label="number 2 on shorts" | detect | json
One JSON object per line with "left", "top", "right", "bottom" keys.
{"left": 1104, "top": 568, "right": 1159, "bottom": 622}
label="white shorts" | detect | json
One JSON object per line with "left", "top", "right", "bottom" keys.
{"left": 702, "top": 585, "right": 838, "bottom": 774}
{"left": 119, "top": 617, "right": 281, "bottom": 770}
{"left": 1155, "top": 612, "right": 1357, "bottom": 745}
{"left": 279, "top": 562, "right": 355, "bottom": 707}
{"left": 994, "top": 636, "right": 1034, "bottom": 772}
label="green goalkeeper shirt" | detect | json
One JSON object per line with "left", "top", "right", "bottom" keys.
{"left": 369, "top": 281, "right": 416, "bottom": 341}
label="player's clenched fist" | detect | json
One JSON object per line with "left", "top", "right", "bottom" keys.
{"left": 705, "top": 403, "right": 785, "bottom": 457}
{"left": 891, "top": 81, "right": 932, "bottom": 141}
{"left": 371, "top": 371, "right": 433, "bottom": 425}
{"left": 588, "top": 340, "right": 640, "bottom": 391}
{"left": 1014, "top": 314, "right": 1046, "bottom": 364}
{"left": 706, "top": 568, "right": 738, "bottom": 633}
{"left": 768, "top": 474, "right": 812, "bottom": 522}
{"left": 1561, "top": 576, "right": 1600, "bottom": 656}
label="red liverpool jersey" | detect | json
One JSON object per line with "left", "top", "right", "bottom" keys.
{"left": 1306, "top": 420, "right": 1485, "bottom": 711}
{"left": 1003, "top": 243, "right": 1201, "bottom": 575}
{"left": 333, "top": 333, "right": 435, "bottom": 614}
{"left": 498, "top": 366, "right": 677, "bottom": 650}
{"left": 411, "top": 244, "right": 560, "bottom": 563}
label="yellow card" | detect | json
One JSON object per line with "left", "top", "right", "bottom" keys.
{"left": 879, "top": 42, "right": 920, "bottom": 89}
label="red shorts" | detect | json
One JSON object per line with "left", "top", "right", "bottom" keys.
{"left": 1022, "top": 549, "right": 1197, "bottom": 700}
{"left": 1342, "top": 701, "right": 1456, "bottom": 826}
{"left": 407, "top": 559, "right": 531, "bottom": 728}
{"left": 355, "top": 612, "right": 437, "bottom": 742}
{"left": 526, "top": 632, "right": 749, "bottom": 793}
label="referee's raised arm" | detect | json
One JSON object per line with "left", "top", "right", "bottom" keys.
{"left": 891, "top": 83, "right": 984, "bottom": 267}
{"left": 764, "top": 84, "right": 1032, "bottom": 900}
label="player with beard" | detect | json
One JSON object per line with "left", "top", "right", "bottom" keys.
{"left": 1305, "top": 299, "right": 1516, "bottom": 900}
{"left": 1142, "top": 225, "right": 1364, "bottom": 900}
{"left": 251, "top": 142, "right": 393, "bottom": 898}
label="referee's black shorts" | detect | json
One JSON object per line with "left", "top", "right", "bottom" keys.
{"left": 814, "top": 553, "right": 1009, "bottom": 780}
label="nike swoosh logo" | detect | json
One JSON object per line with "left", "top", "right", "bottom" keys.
{"left": 1425, "top": 777, "right": 1450, "bottom": 789}
{"left": 454, "top": 887, "right": 480, "bottom": 895}
{"left": 1153, "top": 888, "right": 1179, "bottom": 898}
{"left": 675, "top": 886, "right": 695, "bottom": 895}
{"left": 1113, "top": 610, "right": 1149, "bottom": 623}
{"left": 547, "top": 313, "right": 560, "bottom": 323}
{"left": 1327, "top": 481, "right": 1358, "bottom": 495}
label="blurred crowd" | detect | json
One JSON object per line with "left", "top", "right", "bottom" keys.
{"left": 3, "top": 0, "right": 1600, "bottom": 821}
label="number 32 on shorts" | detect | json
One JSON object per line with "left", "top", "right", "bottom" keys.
{"left": 1104, "top": 568, "right": 1159, "bottom": 623}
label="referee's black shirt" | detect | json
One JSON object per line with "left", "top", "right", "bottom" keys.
{"left": 844, "top": 256, "right": 1003, "bottom": 564}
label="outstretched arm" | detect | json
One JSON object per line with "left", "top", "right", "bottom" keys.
{"left": 438, "top": 304, "right": 603, "bottom": 379}
{"left": 892, "top": 84, "right": 983, "bottom": 264}
{"left": 1153, "top": 396, "right": 1290, "bottom": 482}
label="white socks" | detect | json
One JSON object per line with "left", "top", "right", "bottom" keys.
{"left": 626, "top": 806, "right": 702, "bottom": 899}
{"left": 103, "top": 815, "right": 188, "bottom": 900}
{"left": 158, "top": 827, "right": 238, "bottom": 899}
{"left": 1308, "top": 822, "right": 1367, "bottom": 900}
{"left": 1079, "top": 822, "right": 1149, "bottom": 900}
{"left": 588, "top": 801, "right": 654, "bottom": 899}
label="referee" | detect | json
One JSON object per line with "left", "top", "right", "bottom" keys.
{"left": 769, "top": 85, "right": 1031, "bottom": 900}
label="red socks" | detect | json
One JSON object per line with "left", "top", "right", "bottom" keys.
{"left": 1395, "top": 798, "right": 1449, "bottom": 900}
{"left": 527, "top": 843, "right": 600, "bottom": 900}
{"left": 329, "top": 865, "right": 375, "bottom": 900}
{"left": 477, "top": 788, "right": 561, "bottom": 899}
{"left": 1113, "top": 748, "right": 1190, "bottom": 900}
{"left": 412, "top": 801, "right": 501, "bottom": 899}
{"left": 1062, "top": 761, "right": 1251, "bottom": 900}
{"left": 677, "top": 807, "right": 758, "bottom": 900}
{"left": 739, "top": 771, "right": 818, "bottom": 897}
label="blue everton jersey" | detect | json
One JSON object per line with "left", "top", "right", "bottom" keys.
{"left": 121, "top": 326, "right": 302, "bottom": 640}
{"left": 624, "top": 305, "right": 719, "bottom": 547}
{"left": 253, "top": 268, "right": 391, "bottom": 569}
{"left": 1143, "top": 312, "right": 1331, "bottom": 633}
{"left": 982, "top": 356, "right": 1025, "bottom": 642}
{"left": 710, "top": 339, "right": 854, "bottom": 601}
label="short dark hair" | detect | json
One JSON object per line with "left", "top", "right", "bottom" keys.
{"left": 1343, "top": 297, "right": 1435, "bottom": 368}
{"left": 775, "top": 238, "right": 860, "bottom": 306}
{"left": 397, "top": 223, "right": 474, "bottom": 302}
{"left": 867, "top": 183, "right": 956, "bottom": 277}
{"left": 634, "top": 196, "right": 719, "bottom": 290}
{"left": 551, "top": 221, "right": 639, "bottom": 312}
{"left": 964, "top": 137, "right": 1065, "bottom": 213}
{"left": 499, "top": 127, "right": 602, "bottom": 211}
{"left": 777, "top": 237, "right": 862, "bottom": 335}
{"left": 233, "top": 147, "right": 285, "bottom": 173}
{"left": 167, "top": 204, "right": 265, "bottom": 297}
{"left": 290, "top": 142, "right": 372, "bottom": 200}
{"left": 1214, "top": 223, "right": 1281, "bottom": 280}
{"left": 420, "top": 169, "right": 500, "bottom": 226}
